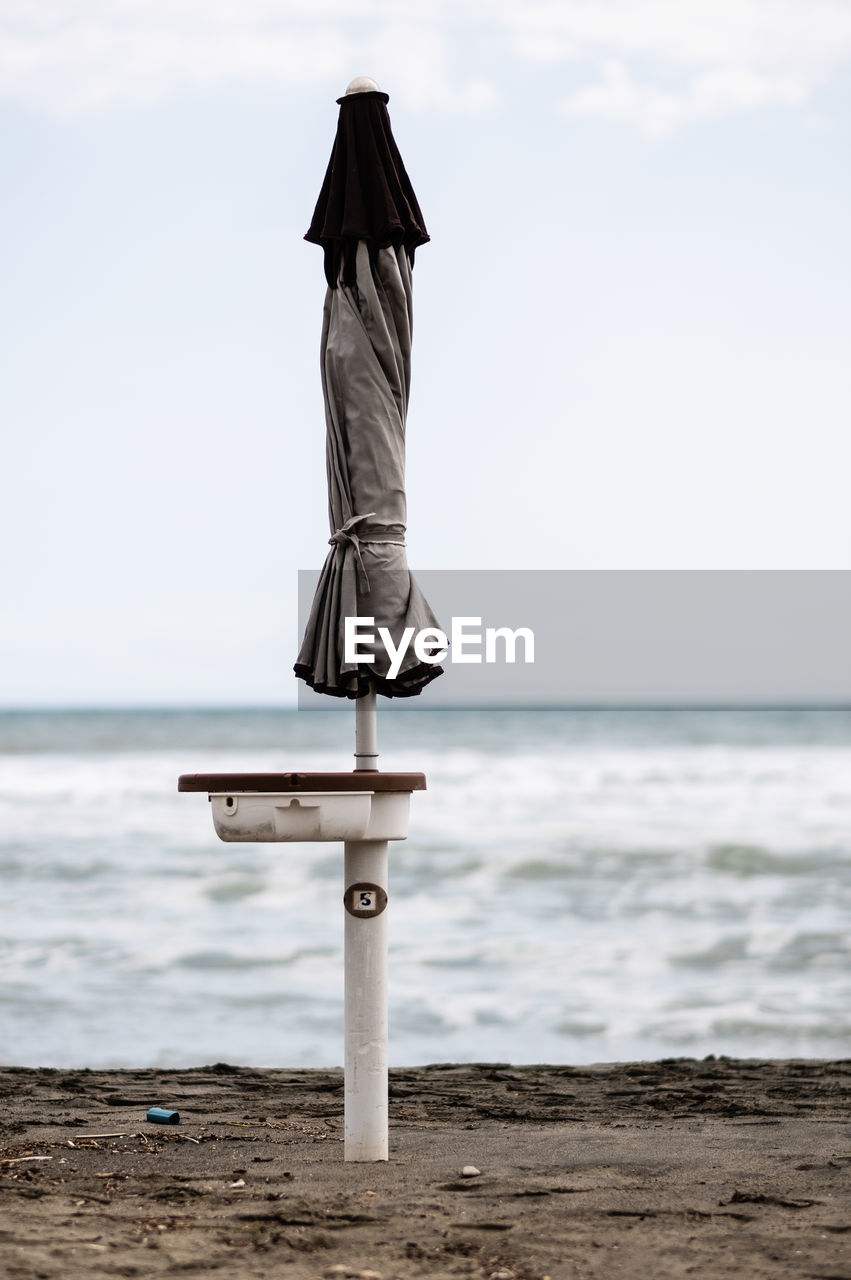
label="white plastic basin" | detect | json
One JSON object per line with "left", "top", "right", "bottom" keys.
{"left": 210, "top": 789, "right": 412, "bottom": 842}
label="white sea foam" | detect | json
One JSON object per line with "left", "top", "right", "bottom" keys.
{"left": 0, "top": 708, "right": 849, "bottom": 1067}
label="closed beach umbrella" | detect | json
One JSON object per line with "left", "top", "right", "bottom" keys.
{"left": 180, "top": 81, "right": 438, "bottom": 1162}
{"left": 295, "top": 77, "right": 443, "bottom": 700}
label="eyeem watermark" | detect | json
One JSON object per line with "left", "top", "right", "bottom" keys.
{"left": 345, "top": 616, "right": 535, "bottom": 680}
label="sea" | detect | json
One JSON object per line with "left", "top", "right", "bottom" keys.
{"left": 1, "top": 706, "right": 849, "bottom": 1070}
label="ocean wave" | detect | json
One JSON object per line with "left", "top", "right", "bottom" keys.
{"left": 2, "top": 707, "right": 850, "bottom": 1067}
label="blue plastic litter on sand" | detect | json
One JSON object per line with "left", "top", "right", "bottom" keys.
{"left": 146, "top": 1107, "right": 180, "bottom": 1125}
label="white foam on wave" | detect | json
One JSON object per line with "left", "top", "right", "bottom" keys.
{"left": 1, "top": 710, "right": 850, "bottom": 1066}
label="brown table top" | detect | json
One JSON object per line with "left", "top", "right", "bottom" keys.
{"left": 178, "top": 771, "right": 426, "bottom": 794}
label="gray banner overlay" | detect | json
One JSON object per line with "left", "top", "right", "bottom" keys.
{"left": 297, "top": 571, "right": 851, "bottom": 708}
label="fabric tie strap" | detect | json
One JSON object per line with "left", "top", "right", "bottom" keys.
{"left": 328, "top": 513, "right": 372, "bottom": 590}
{"left": 329, "top": 514, "right": 407, "bottom": 591}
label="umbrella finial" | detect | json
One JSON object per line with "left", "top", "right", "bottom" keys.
{"left": 345, "top": 76, "right": 382, "bottom": 96}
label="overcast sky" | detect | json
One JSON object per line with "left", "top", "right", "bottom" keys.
{"left": 2, "top": 1, "right": 850, "bottom": 705}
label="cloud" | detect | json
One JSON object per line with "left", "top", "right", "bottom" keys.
{"left": 0, "top": 3, "right": 356, "bottom": 113}
{"left": 560, "top": 58, "right": 811, "bottom": 136}
{"left": 0, "top": 0, "right": 497, "bottom": 116}
{"left": 506, "top": 0, "right": 851, "bottom": 133}
{"left": 0, "top": 0, "right": 849, "bottom": 129}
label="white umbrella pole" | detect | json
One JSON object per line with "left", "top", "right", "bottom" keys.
{"left": 354, "top": 688, "right": 378, "bottom": 770}
{"left": 344, "top": 689, "right": 388, "bottom": 1161}
{"left": 344, "top": 836, "right": 388, "bottom": 1161}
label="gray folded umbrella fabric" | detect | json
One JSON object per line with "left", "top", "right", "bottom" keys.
{"left": 295, "top": 240, "right": 444, "bottom": 698}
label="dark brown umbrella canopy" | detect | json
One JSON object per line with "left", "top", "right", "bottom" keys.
{"left": 304, "top": 89, "right": 430, "bottom": 289}
{"left": 295, "top": 87, "right": 443, "bottom": 699}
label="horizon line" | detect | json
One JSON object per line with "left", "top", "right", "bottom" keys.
{"left": 2, "top": 702, "right": 851, "bottom": 714}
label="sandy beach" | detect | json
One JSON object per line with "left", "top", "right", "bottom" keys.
{"left": 1, "top": 1057, "right": 849, "bottom": 1278}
